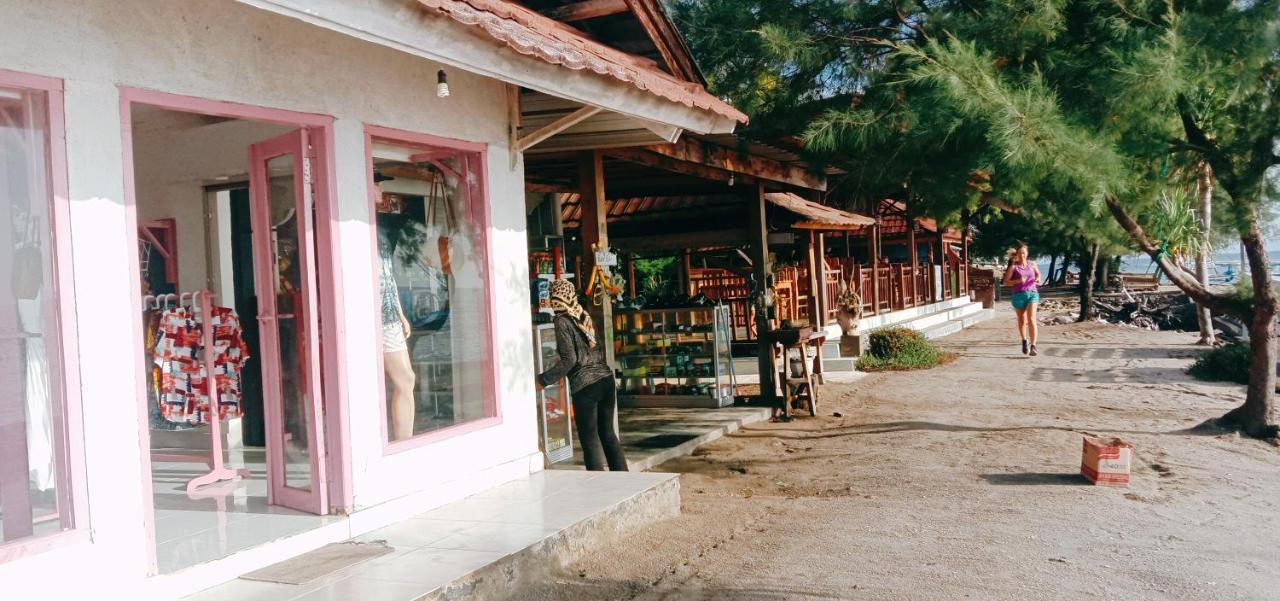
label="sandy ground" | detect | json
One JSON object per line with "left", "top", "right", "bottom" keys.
{"left": 524, "top": 306, "right": 1280, "bottom": 601}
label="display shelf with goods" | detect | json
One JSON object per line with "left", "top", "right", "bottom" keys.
{"left": 529, "top": 247, "right": 573, "bottom": 315}
{"left": 533, "top": 323, "right": 574, "bottom": 464}
{"left": 613, "top": 305, "right": 736, "bottom": 408}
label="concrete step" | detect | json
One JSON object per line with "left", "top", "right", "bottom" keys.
{"left": 823, "top": 356, "right": 858, "bottom": 372}
{"left": 920, "top": 319, "right": 965, "bottom": 340}
{"left": 946, "top": 302, "right": 984, "bottom": 321}
{"left": 961, "top": 308, "right": 996, "bottom": 328}
{"left": 849, "top": 295, "right": 972, "bottom": 334}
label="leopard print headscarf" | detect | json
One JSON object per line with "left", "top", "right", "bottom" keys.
{"left": 548, "top": 279, "right": 596, "bottom": 348}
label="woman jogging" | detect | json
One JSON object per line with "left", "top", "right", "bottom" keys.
{"left": 1003, "top": 243, "right": 1041, "bottom": 356}
{"left": 537, "top": 279, "right": 628, "bottom": 471}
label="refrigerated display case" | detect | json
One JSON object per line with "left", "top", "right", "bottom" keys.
{"left": 613, "top": 305, "right": 736, "bottom": 408}
{"left": 533, "top": 322, "right": 574, "bottom": 464}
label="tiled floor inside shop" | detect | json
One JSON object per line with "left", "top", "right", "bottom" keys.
{"left": 181, "top": 470, "right": 677, "bottom": 601}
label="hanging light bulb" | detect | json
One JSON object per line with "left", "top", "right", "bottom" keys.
{"left": 436, "top": 69, "right": 450, "bottom": 98}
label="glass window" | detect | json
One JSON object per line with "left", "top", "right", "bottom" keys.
{"left": 1, "top": 82, "right": 74, "bottom": 546}
{"left": 368, "top": 135, "right": 493, "bottom": 442}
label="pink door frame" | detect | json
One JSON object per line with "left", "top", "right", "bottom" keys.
{"left": 246, "top": 128, "right": 328, "bottom": 514}
{"left": 362, "top": 124, "right": 503, "bottom": 455}
{"left": 0, "top": 68, "right": 90, "bottom": 565}
{"left": 117, "top": 87, "right": 352, "bottom": 574}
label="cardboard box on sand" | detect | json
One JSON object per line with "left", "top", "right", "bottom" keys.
{"left": 1081, "top": 437, "right": 1132, "bottom": 486}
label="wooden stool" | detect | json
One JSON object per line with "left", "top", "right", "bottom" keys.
{"left": 766, "top": 328, "right": 822, "bottom": 419}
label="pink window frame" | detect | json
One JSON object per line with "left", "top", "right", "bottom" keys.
{"left": 363, "top": 124, "right": 503, "bottom": 455}
{"left": 0, "top": 68, "right": 91, "bottom": 564}
{"left": 117, "top": 87, "right": 354, "bottom": 573}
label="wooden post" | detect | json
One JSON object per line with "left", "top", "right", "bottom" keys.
{"left": 746, "top": 182, "right": 777, "bottom": 406}
{"left": 908, "top": 212, "right": 919, "bottom": 306}
{"left": 626, "top": 252, "right": 637, "bottom": 297}
{"left": 803, "top": 231, "right": 820, "bottom": 327}
{"left": 578, "top": 150, "right": 614, "bottom": 367}
{"left": 936, "top": 229, "right": 948, "bottom": 301}
{"left": 868, "top": 219, "right": 881, "bottom": 315}
{"left": 960, "top": 209, "right": 971, "bottom": 296}
{"left": 814, "top": 232, "right": 827, "bottom": 326}
{"left": 681, "top": 249, "right": 693, "bottom": 296}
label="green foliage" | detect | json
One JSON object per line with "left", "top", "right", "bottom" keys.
{"left": 677, "top": 0, "right": 1279, "bottom": 270}
{"left": 1188, "top": 343, "right": 1250, "bottom": 385}
{"left": 857, "top": 327, "right": 954, "bottom": 371}
{"left": 1146, "top": 187, "right": 1208, "bottom": 265}
{"left": 634, "top": 255, "right": 677, "bottom": 297}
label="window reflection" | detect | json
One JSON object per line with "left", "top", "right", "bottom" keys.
{"left": 1, "top": 84, "right": 72, "bottom": 545}
{"left": 370, "top": 140, "right": 490, "bottom": 442}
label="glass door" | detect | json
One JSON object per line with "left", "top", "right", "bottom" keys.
{"left": 247, "top": 129, "right": 328, "bottom": 514}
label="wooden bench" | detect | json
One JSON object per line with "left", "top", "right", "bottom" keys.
{"left": 1118, "top": 273, "right": 1160, "bottom": 291}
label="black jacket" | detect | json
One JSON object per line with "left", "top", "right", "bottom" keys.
{"left": 538, "top": 314, "right": 612, "bottom": 393}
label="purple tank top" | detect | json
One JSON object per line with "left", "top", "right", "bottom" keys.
{"left": 1011, "top": 263, "right": 1038, "bottom": 292}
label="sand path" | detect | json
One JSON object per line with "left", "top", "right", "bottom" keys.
{"left": 527, "top": 307, "right": 1279, "bottom": 600}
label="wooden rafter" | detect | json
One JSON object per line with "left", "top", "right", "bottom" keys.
{"left": 518, "top": 106, "right": 603, "bottom": 152}
{"left": 544, "top": 0, "right": 628, "bottom": 21}
{"left": 624, "top": 0, "right": 702, "bottom": 83}
{"left": 642, "top": 137, "right": 826, "bottom": 191}
{"left": 603, "top": 147, "right": 756, "bottom": 186}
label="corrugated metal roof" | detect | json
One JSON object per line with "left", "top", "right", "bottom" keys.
{"left": 764, "top": 192, "right": 875, "bottom": 230}
{"left": 417, "top": 0, "right": 748, "bottom": 124}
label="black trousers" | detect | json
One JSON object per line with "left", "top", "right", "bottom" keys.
{"left": 572, "top": 377, "right": 629, "bottom": 471}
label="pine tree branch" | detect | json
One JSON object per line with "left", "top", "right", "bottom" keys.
{"left": 1105, "top": 197, "right": 1251, "bottom": 319}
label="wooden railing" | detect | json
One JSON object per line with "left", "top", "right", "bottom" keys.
{"left": 687, "top": 257, "right": 971, "bottom": 342}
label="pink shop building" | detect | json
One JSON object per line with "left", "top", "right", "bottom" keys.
{"left": 0, "top": 1, "right": 743, "bottom": 597}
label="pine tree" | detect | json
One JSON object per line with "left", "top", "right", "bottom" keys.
{"left": 676, "top": 0, "right": 1280, "bottom": 440}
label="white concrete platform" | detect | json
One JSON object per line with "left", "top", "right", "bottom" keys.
{"left": 556, "top": 406, "right": 772, "bottom": 472}
{"left": 180, "top": 471, "right": 679, "bottom": 601}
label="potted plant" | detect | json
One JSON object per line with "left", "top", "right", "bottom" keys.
{"left": 835, "top": 285, "right": 863, "bottom": 335}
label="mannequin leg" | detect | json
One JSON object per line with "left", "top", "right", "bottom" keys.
{"left": 384, "top": 349, "right": 417, "bottom": 440}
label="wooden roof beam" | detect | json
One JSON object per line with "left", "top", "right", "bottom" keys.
{"left": 518, "top": 106, "right": 604, "bottom": 152}
{"left": 544, "top": 0, "right": 628, "bottom": 22}
{"left": 603, "top": 147, "right": 756, "bottom": 187}
{"left": 642, "top": 137, "right": 827, "bottom": 191}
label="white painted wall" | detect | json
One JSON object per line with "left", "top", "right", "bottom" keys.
{"left": 0, "top": 0, "right": 540, "bottom": 595}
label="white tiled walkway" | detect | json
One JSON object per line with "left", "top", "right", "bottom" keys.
{"left": 181, "top": 470, "right": 676, "bottom": 601}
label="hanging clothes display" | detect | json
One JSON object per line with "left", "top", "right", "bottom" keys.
{"left": 152, "top": 304, "right": 250, "bottom": 425}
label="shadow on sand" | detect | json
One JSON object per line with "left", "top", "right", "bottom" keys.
{"left": 980, "top": 472, "right": 1090, "bottom": 486}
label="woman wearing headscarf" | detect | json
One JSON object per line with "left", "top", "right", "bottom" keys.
{"left": 537, "top": 279, "right": 628, "bottom": 471}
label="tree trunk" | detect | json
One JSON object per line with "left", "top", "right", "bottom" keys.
{"left": 1094, "top": 253, "right": 1109, "bottom": 292}
{"left": 1104, "top": 197, "right": 1246, "bottom": 318}
{"left": 1046, "top": 254, "right": 1057, "bottom": 287}
{"left": 1078, "top": 243, "right": 1099, "bottom": 322}
{"left": 1218, "top": 224, "right": 1279, "bottom": 440}
{"left": 1195, "top": 162, "right": 1215, "bottom": 345}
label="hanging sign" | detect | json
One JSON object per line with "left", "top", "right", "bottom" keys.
{"left": 594, "top": 247, "right": 618, "bottom": 267}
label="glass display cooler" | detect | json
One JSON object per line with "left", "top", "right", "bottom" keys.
{"left": 613, "top": 305, "right": 736, "bottom": 408}
{"left": 533, "top": 322, "right": 574, "bottom": 464}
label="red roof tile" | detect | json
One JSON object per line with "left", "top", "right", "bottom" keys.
{"left": 416, "top": 0, "right": 748, "bottom": 124}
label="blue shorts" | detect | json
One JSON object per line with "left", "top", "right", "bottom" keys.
{"left": 1011, "top": 290, "right": 1040, "bottom": 310}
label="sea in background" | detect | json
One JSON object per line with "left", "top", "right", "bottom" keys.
{"left": 1035, "top": 250, "right": 1280, "bottom": 285}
